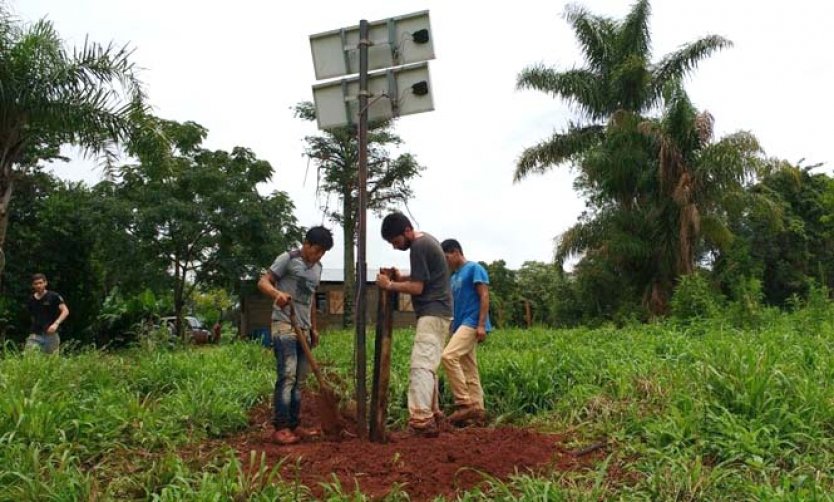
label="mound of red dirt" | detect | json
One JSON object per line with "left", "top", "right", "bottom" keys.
{"left": 220, "top": 392, "right": 606, "bottom": 501}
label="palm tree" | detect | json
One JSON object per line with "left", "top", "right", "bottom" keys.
{"left": 639, "top": 84, "right": 764, "bottom": 277}
{"left": 0, "top": 6, "right": 145, "bottom": 272}
{"left": 514, "top": 0, "right": 731, "bottom": 181}
{"left": 556, "top": 86, "right": 765, "bottom": 315}
{"left": 515, "top": 0, "right": 740, "bottom": 316}
{"left": 639, "top": 86, "right": 765, "bottom": 312}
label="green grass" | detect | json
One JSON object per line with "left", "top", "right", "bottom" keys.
{"left": 0, "top": 342, "right": 275, "bottom": 500}
{"left": 3, "top": 307, "right": 834, "bottom": 500}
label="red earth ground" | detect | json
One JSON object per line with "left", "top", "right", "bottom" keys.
{"left": 209, "top": 391, "right": 609, "bottom": 501}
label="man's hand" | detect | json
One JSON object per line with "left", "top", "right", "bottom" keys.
{"left": 389, "top": 267, "right": 402, "bottom": 281}
{"left": 376, "top": 273, "right": 392, "bottom": 290}
{"left": 47, "top": 323, "right": 59, "bottom": 335}
{"left": 476, "top": 326, "right": 487, "bottom": 343}
{"left": 310, "top": 329, "right": 319, "bottom": 348}
{"left": 273, "top": 291, "right": 291, "bottom": 307}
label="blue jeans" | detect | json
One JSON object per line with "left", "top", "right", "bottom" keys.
{"left": 271, "top": 322, "right": 311, "bottom": 429}
{"left": 26, "top": 333, "right": 60, "bottom": 354}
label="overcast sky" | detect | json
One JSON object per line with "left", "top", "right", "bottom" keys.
{"left": 16, "top": 0, "right": 834, "bottom": 272}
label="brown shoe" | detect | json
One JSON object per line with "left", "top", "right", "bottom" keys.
{"left": 468, "top": 408, "right": 488, "bottom": 426}
{"left": 269, "top": 428, "right": 300, "bottom": 445}
{"left": 293, "top": 426, "right": 321, "bottom": 439}
{"left": 448, "top": 405, "right": 479, "bottom": 425}
{"left": 407, "top": 420, "right": 439, "bottom": 438}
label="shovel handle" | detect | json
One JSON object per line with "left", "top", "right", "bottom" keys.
{"left": 284, "top": 300, "right": 326, "bottom": 387}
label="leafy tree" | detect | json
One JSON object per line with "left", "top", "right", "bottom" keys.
{"left": 481, "top": 260, "right": 522, "bottom": 328}
{"left": 715, "top": 164, "right": 834, "bottom": 306}
{"left": 118, "top": 117, "right": 302, "bottom": 338}
{"left": 193, "top": 288, "right": 234, "bottom": 326}
{"left": 515, "top": 261, "right": 579, "bottom": 327}
{"left": 568, "top": 252, "right": 644, "bottom": 324}
{"left": 0, "top": 5, "right": 145, "bottom": 272}
{"left": 295, "top": 102, "right": 423, "bottom": 327}
{"left": 92, "top": 287, "right": 171, "bottom": 348}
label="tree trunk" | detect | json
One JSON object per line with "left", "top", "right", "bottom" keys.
{"left": 173, "top": 259, "right": 185, "bottom": 341}
{"left": 0, "top": 167, "right": 14, "bottom": 277}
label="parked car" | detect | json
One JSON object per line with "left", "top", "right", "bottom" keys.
{"left": 157, "top": 316, "right": 216, "bottom": 344}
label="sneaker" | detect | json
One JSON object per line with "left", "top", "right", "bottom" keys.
{"left": 269, "top": 428, "right": 300, "bottom": 445}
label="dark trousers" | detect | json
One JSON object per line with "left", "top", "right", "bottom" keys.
{"left": 271, "top": 322, "right": 311, "bottom": 429}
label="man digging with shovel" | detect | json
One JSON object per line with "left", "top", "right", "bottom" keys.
{"left": 258, "top": 226, "right": 333, "bottom": 445}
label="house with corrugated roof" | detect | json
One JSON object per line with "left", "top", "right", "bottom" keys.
{"left": 238, "top": 268, "right": 416, "bottom": 339}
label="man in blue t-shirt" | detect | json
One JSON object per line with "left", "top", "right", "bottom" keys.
{"left": 440, "top": 239, "right": 491, "bottom": 426}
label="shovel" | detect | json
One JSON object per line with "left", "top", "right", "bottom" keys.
{"left": 284, "top": 300, "right": 345, "bottom": 437}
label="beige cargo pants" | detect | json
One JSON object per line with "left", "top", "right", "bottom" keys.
{"left": 408, "top": 315, "right": 451, "bottom": 427}
{"left": 441, "top": 325, "right": 485, "bottom": 410}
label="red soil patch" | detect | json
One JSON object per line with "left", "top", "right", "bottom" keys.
{"left": 219, "top": 392, "right": 606, "bottom": 501}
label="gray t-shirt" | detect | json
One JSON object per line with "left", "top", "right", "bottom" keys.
{"left": 409, "top": 232, "right": 452, "bottom": 318}
{"left": 269, "top": 249, "right": 322, "bottom": 329}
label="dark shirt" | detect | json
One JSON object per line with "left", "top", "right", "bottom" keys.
{"left": 409, "top": 232, "right": 452, "bottom": 318}
{"left": 27, "top": 291, "right": 65, "bottom": 335}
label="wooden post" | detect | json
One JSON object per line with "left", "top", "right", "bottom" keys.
{"left": 370, "top": 270, "right": 395, "bottom": 442}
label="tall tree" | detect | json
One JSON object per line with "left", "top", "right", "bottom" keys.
{"left": 0, "top": 5, "right": 145, "bottom": 272}
{"left": 295, "top": 102, "right": 424, "bottom": 327}
{"left": 514, "top": 0, "right": 731, "bottom": 181}
{"left": 119, "top": 117, "right": 302, "bottom": 338}
{"left": 515, "top": 0, "right": 737, "bottom": 315}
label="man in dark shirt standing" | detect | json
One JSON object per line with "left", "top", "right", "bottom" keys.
{"left": 377, "top": 213, "right": 452, "bottom": 437}
{"left": 26, "top": 273, "right": 69, "bottom": 354}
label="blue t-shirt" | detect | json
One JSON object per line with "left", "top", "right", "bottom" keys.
{"left": 450, "top": 261, "right": 492, "bottom": 332}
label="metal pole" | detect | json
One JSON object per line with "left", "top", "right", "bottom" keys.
{"left": 355, "top": 18, "right": 370, "bottom": 439}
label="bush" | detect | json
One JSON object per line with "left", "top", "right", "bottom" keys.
{"left": 670, "top": 273, "right": 723, "bottom": 322}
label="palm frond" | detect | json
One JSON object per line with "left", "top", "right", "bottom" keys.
{"left": 563, "top": 4, "right": 616, "bottom": 71}
{"left": 698, "top": 213, "right": 733, "bottom": 250}
{"left": 1, "top": 13, "right": 145, "bottom": 169}
{"left": 514, "top": 124, "right": 604, "bottom": 182}
{"left": 555, "top": 220, "right": 601, "bottom": 263}
{"left": 516, "top": 65, "right": 604, "bottom": 119}
{"left": 695, "top": 131, "right": 762, "bottom": 195}
{"left": 608, "top": 53, "right": 652, "bottom": 112}
{"left": 651, "top": 35, "right": 733, "bottom": 98}
{"left": 619, "top": 0, "right": 652, "bottom": 59}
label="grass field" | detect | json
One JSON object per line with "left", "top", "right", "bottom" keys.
{"left": 3, "top": 305, "right": 834, "bottom": 500}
